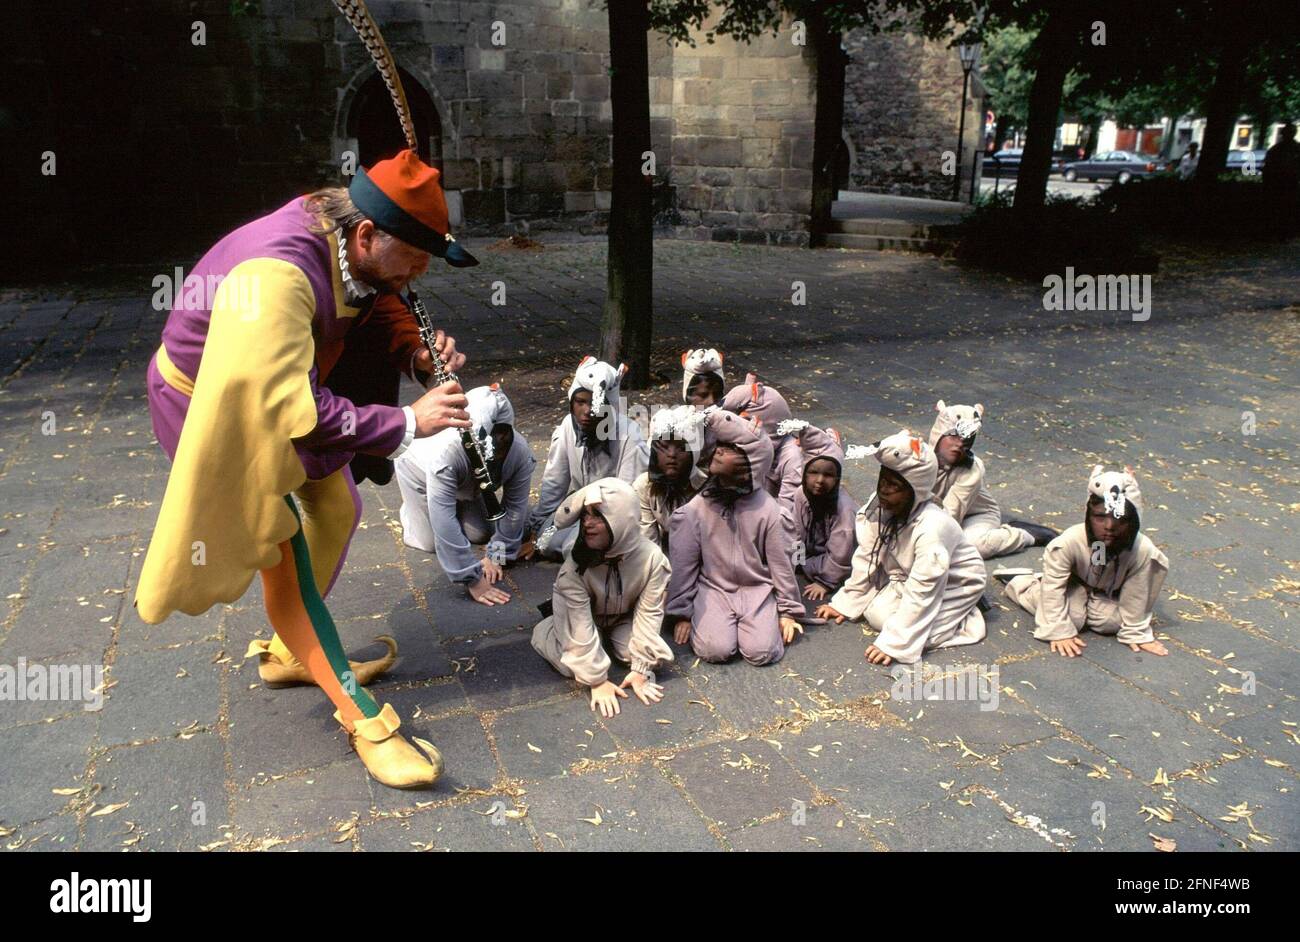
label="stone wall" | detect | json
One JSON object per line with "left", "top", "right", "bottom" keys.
{"left": 659, "top": 14, "right": 817, "bottom": 246}
{"left": 842, "top": 29, "right": 984, "bottom": 200}
{"left": 8, "top": 1, "right": 974, "bottom": 271}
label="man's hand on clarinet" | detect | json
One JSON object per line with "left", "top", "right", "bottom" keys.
{"left": 413, "top": 329, "right": 466, "bottom": 375}
{"left": 411, "top": 380, "right": 470, "bottom": 438}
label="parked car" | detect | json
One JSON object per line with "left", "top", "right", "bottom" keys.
{"left": 1224, "top": 149, "right": 1267, "bottom": 175}
{"left": 1061, "top": 150, "right": 1168, "bottom": 183}
{"left": 984, "top": 148, "right": 1066, "bottom": 177}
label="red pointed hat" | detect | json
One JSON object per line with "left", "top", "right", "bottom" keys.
{"left": 348, "top": 149, "right": 478, "bottom": 267}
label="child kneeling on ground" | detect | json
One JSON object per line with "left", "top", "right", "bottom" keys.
{"left": 666, "top": 410, "right": 804, "bottom": 665}
{"left": 999, "top": 465, "right": 1169, "bottom": 658}
{"left": 816, "top": 430, "right": 987, "bottom": 666}
{"left": 531, "top": 478, "right": 675, "bottom": 717}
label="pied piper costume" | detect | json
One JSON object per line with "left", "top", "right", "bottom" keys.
{"left": 530, "top": 357, "right": 649, "bottom": 559}
{"left": 829, "top": 431, "right": 987, "bottom": 664}
{"left": 395, "top": 385, "right": 535, "bottom": 583}
{"left": 784, "top": 422, "right": 856, "bottom": 592}
{"left": 136, "top": 147, "right": 478, "bottom": 789}
{"left": 1005, "top": 466, "right": 1169, "bottom": 645}
{"left": 928, "top": 401, "right": 1037, "bottom": 559}
{"left": 666, "top": 410, "right": 803, "bottom": 665}
{"left": 634, "top": 404, "right": 706, "bottom": 551}
{"left": 532, "top": 478, "right": 675, "bottom": 687}
{"left": 720, "top": 372, "right": 804, "bottom": 514}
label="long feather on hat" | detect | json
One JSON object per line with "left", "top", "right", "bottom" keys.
{"left": 332, "top": 0, "right": 417, "bottom": 151}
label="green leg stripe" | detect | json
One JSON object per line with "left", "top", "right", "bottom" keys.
{"left": 283, "top": 496, "right": 380, "bottom": 719}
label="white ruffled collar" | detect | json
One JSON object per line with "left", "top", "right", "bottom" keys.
{"left": 337, "top": 231, "right": 376, "bottom": 305}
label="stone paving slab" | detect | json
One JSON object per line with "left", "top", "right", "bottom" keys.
{"left": 0, "top": 237, "right": 1297, "bottom": 851}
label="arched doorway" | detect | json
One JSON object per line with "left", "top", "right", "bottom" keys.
{"left": 347, "top": 67, "right": 442, "bottom": 168}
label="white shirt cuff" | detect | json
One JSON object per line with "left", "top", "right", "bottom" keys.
{"left": 387, "top": 406, "right": 417, "bottom": 459}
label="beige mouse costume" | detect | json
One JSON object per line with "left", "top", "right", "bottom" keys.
{"left": 928, "top": 401, "right": 1036, "bottom": 559}
{"left": 829, "top": 430, "right": 986, "bottom": 664}
{"left": 530, "top": 357, "right": 649, "bottom": 560}
{"left": 1004, "top": 466, "right": 1168, "bottom": 645}
{"left": 531, "top": 478, "right": 675, "bottom": 686}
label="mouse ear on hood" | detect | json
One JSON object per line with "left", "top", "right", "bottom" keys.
{"left": 935, "top": 399, "right": 946, "bottom": 412}
{"left": 1087, "top": 465, "right": 1143, "bottom": 519}
{"left": 974, "top": 403, "right": 985, "bottom": 418}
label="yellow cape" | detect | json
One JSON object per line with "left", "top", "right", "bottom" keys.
{"left": 135, "top": 257, "right": 322, "bottom": 624}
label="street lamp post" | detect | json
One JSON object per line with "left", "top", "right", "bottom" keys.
{"left": 953, "top": 41, "right": 981, "bottom": 202}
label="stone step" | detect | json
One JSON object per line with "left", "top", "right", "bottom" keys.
{"left": 823, "top": 232, "right": 949, "bottom": 253}
{"left": 829, "top": 218, "right": 933, "bottom": 239}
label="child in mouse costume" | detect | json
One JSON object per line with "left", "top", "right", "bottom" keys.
{"left": 816, "top": 430, "right": 986, "bottom": 666}
{"left": 394, "top": 384, "right": 535, "bottom": 606}
{"left": 531, "top": 478, "right": 675, "bottom": 717}
{"left": 1001, "top": 466, "right": 1170, "bottom": 658}
{"left": 666, "top": 410, "right": 804, "bottom": 665}
{"left": 528, "top": 357, "right": 649, "bottom": 560}
{"left": 634, "top": 404, "right": 707, "bottom": 552}
{"left": 719, "top": 373, "right": 804, "bottom": 517}
{"left": 781, "top": 421, "right": 856, "bottom": 601}
{"left": 929, "top": 400, "right": 1058, "bottom": 558}
{"left": 682, "top": 347, "right": 726, "bottom": 412}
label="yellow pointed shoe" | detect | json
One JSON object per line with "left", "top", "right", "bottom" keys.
{"left": 339, "top": 703, "right": 443, "bottom": 789}
{"left": 244, "top": 634, "right": 398, "bottom": 688}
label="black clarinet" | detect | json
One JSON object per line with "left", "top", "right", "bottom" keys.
{"left": 407, "top": 291, "right": 505, "bottom": 521}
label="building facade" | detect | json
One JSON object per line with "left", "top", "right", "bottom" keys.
{"left": 8, "top": 0, "right": 980, "bottom": 267}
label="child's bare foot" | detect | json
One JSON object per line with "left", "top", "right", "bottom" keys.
{"left": 1129, "top": 640, "right": 1169, "bottom": 656}
{"left": 864, "top": 644, "right": 892, "bottom": 665}
{"left": 1050, "top": 636, "right": 1087, "bottom": 657}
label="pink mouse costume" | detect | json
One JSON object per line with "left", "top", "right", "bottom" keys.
{"left": 720, "top": 373, "right": 804, "bottom": 515}
{"left": 666, "top": 410, "right": 803, "bottom": 665}
{"left": 785, "top": 422, "right": 856, "bottom": 591}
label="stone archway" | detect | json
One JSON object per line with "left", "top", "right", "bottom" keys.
{"left": 345, "top": 66, "right": 442, "bottom": 168}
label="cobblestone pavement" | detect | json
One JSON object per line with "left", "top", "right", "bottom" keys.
{"left": 1, "top": 237, "right": 1297, "bottom": 852}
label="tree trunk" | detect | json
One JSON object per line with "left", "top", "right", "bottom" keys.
{"left": 1012, "top": 12, "right": 1080, "bottom": 220}
{"left": 993, "top": 114, "right": 1010, "bottom": 152}
{"left": 600, "top": 0, "right": 654, "bottom": 388}
{"left": 809, "top": 11, "right": 847, "bottom": 247}
{"left": 1083, "top": 117, "right": 1102, "bottom": 158}
{"left": 1193, "top": 35, "right": 1248, "bottom": 194}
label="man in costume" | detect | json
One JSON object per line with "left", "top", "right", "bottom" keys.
{"left": 135, "top": 148, "right": 477, "bottom": 789}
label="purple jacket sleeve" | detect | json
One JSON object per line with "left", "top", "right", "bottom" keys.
{"left": 764, "top": 504, "right": 805, "bottom": 619}
{"left": 295, "top": 363, "right": 407, "bottom": 457}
